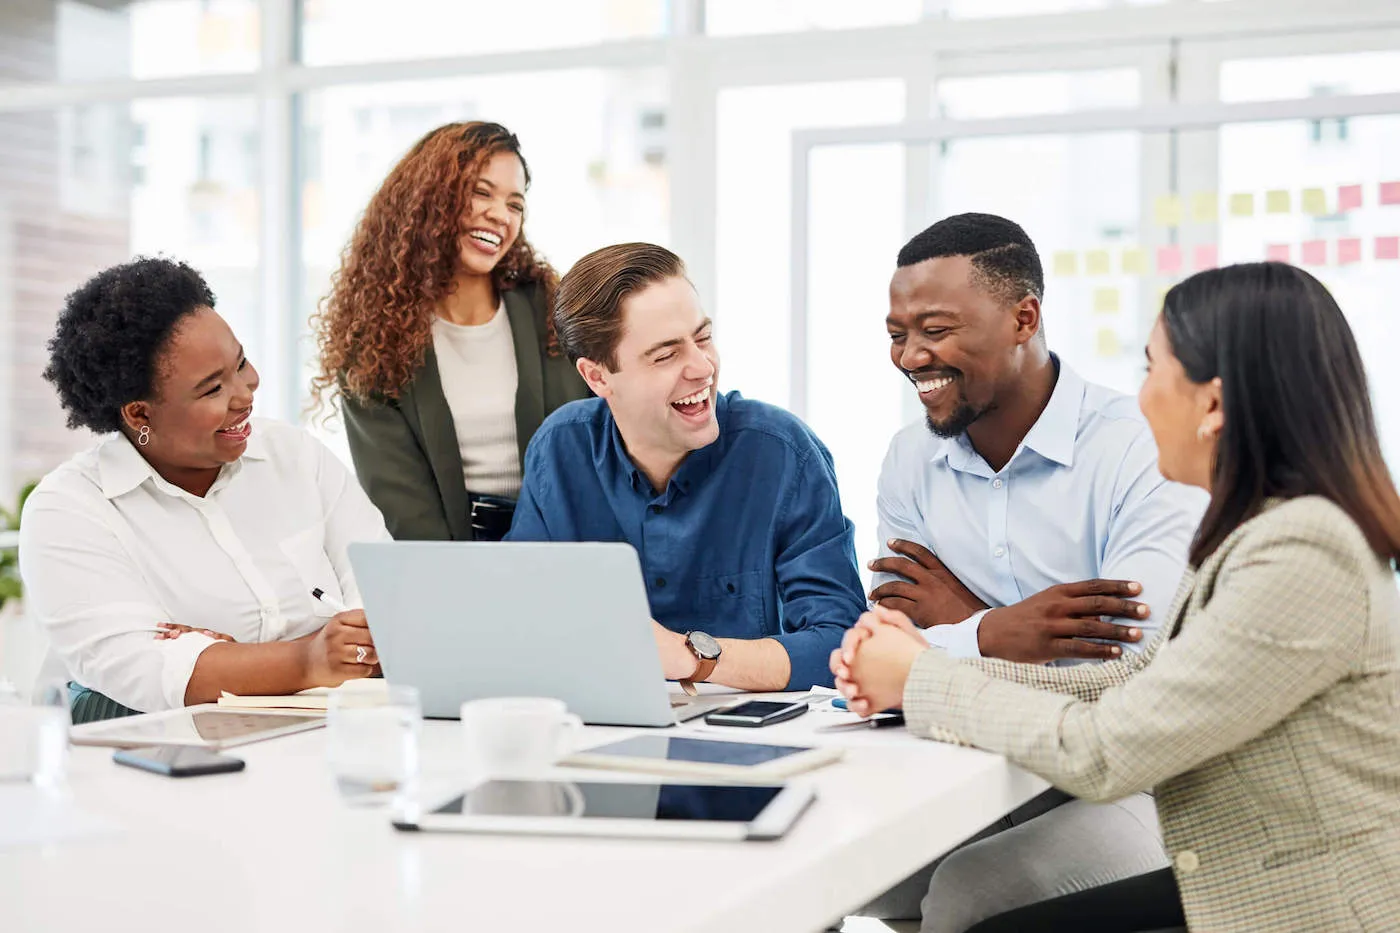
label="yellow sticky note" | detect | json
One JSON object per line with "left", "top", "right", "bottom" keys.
{"left": 1228, "top": 192, "right": 1255, "bottom": 218}
{"left": 1266, "top": 189, "right": 1291, "bottom": 214}
{"left": 1191, "top": 192, "right": 1219, "bottom": 223}
{"left": 1121, "top": 248, "right": 1147, "bottom": 275}
{"left": 1052, "top": 251, "right": 1078, "bottom": 277}
{"left": 1085, "top": 250, "right": 1111, "bottom": 276}
{"left": 1095, "top": 328, "right": 1122, "bottom": 358}
{"left": 1093, "top": 287, "right": 1121, "bottom": 314}
{"left": 1155, "top": 286, "right": 1171, "bottom": 312}
{"left": 1301, "top": 187, "right": 1327, "bottom": 215}
{"left": 1153, "top": 194, "right": 1182, "bottom": 227}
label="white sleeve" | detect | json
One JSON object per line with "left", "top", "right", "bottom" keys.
{"left": 18, "top": 483, "right": 216, "bottom": 712}
{"left": 309, "top": 432, "right": 390, "bottom": 608}
{"left": 872, "top": 433, "right": 931, "bottom": 595}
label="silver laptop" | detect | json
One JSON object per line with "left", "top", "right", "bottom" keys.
{"left": 348, "top": 541, "right": 733, "bottom": 726}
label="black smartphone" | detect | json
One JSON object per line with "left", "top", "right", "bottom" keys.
{"left": 113, "top": 745, "right": 245, "bottom": 777}
{"left": 704, "top": 699, "right": 809, "bottom": 728}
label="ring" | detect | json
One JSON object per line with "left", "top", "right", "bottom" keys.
{"left": 355, "top": 646, "right": 368, "bottom": 664}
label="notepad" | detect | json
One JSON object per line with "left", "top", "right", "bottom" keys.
{"left": 216, "top": 680, "right": 388, "bottom": 711}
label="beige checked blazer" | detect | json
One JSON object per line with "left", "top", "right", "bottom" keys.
{"left": 904, "top": 495, "right": 1400, "bottom": 932}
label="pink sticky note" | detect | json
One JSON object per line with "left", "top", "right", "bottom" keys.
{"left": 1266, "top": 243, "right": 1291, "bottom": 263}
{"left": 1381, "top": 181, "right": 1400, "bottom": 206}
{"left": 1337, "top": 238, "right": 1363, "bottom": 265}
{"left": 1156, "top": 245, "right": 1182, "bottom": 274}
{"left": 1193, "top": 244, "right": 1218, "bottom": 271}
{"left": 1378, "top": 236, "right": 1400, "bottom": 261}
{"left": 1338, "top": 184, "right": 1363, "bottom": 212}
{"left": 1301, "top": 240, "right": 1327, "bottom": 265}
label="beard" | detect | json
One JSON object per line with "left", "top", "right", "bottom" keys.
{"left": 925, "top": 398, "right": 987, "bottom": 438}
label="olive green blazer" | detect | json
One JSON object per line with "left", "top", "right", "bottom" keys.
{"left": 341, "top": 284, "right": 589, "bottom": 541}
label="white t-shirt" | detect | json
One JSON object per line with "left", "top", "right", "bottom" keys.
{"left": 432, "top": 302, "right": 522, "bottom": 499}
{"left": 18, "top": 419, "right": 390, "bottom": 712}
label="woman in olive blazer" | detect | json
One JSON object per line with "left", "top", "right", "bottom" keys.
{"left": 313, "top": 122, "right": 588, "bottom": 540}
{"left": 834, "top": 262, "right": 1400, "bottom": 933}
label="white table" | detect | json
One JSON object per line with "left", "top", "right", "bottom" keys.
{"left": 1, "top": 698, "right": 1046, "bottom": 933}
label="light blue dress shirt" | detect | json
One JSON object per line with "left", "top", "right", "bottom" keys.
{"left": 874, "top": 357, "right": 1207, "bottom": 662}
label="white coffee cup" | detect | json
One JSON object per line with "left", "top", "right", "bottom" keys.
{"left": 459, "top": 697, "right": 582, "bottom": 783}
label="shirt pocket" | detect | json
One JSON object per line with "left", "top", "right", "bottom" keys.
{"left": 696, "top": 570, "right": 768, "bottom": 633}
{"left": 278, "top": 526, "right": 339, "bottom": 620}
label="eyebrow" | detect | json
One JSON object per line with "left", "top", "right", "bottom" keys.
{"left": 643, "top": 319, "right": 712, "bottom": 358}
{"left": 887, "top": 309, "right": 959, "bottom": 327}
{"left": 193, "top": 345, "right": 245, "bottom": 389}
{"left": 474, "top": 178, "right": 525, "bottom": 200}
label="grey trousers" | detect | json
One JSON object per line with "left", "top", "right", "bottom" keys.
{"left": 851, "top": 787, "right": 1170, "bottom": 933}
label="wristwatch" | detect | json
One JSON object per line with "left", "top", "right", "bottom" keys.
{"left": 678, "top": 631, "right": 722, "bottom": 696}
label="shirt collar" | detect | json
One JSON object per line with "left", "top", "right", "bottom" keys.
{"left": 97, "top": 422, "right": 268, "bottom": 500}
{"left": 607, "top": 393, "right": 726, "bottom": 501}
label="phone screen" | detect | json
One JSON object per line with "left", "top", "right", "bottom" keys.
{"left": 717, "top": 701, "right": 797, "bottom": 719}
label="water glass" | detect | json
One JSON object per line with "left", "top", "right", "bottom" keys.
{"left": 326, "top": 682, "right": 420, "bottom": 807}
{"left": 0, "top": 680, "right": 69, "bottom": 789}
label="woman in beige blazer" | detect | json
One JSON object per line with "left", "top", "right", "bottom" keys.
{"left": 834, "top": 261, "right": 1400, "bottom": 932}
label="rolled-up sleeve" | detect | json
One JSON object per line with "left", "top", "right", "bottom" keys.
{"left": 19, "top": 486, "right": 217, "bottom": 712}
{"left": 773, "top": 444, "right": 866, "bottom": 689}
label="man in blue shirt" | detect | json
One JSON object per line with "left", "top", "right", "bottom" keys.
{"left": 507, "top": 242, "right": 864, "bottom": 691}
{"left": 851, "top": 214, "right": 1206, "bottom": 931}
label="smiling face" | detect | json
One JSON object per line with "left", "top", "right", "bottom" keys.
{"left": 577, "top": 275, "right": 720, "bottom": 469}
{"left": 122, "top": 306, "right": 259, "bottom": 472}
{"left": 457, "top": 151, "right": 526, "bottom": 277}
{"left": 887, "top": 255, "right": 1040, "bottom": 437}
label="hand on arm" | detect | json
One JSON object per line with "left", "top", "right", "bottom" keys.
{"left": 867, "top": 539, "right": 988, "bottom": 627}
{"left": 977, "top": 579, "right": 1148, "bottom": 663}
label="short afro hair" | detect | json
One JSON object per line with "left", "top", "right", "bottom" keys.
{"left": 44, "top": 257, "right": 216, "bottom": 434}
{"left": 897, "top": 213, "right": 1044, "bottom": 306}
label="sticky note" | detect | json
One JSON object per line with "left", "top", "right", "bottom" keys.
{"left": 1154, "top": 195, "right": 1183, "bottom": 227}
{"left": 1191, "top": 192, "right": 1219, "bottom": 223}
{"left": 1085, "top": 250, "right": 1111, "bottom": 276}
{"left": 1052, "top": 251, "right": 1078, "bottom": 276}
{"left": 1301, "top": 239, "right": 1327, "bottom": 265}
{"left": 1266, "top": 243, "right": 1291, "bottom": 263}
{"left": 1266, "top": 190, "right": 1292, "bottom": 214}
{"left": 1194, "top": 244, "right": 1219, "bottom": 271}
{"left": 1338, "top": 184, "right": 1363, "bottom": 212}
{"left": 1229, "top": 193, "right": 1255, "bottom": 218}
{"left": 1337, "top": 238, "right": 1362, "bottom": 265}
{"left": 1121, "top": 248, "right": 1147, "bottom": 275}
{"left": 1380, "top": 181, "right": 1400, "bottom": 206}
{"left": 1378, "top": 236, "right": 1400, "bottom": 261}
{"left": 1301, "top": 188, "right": 1328, "bottom": 216}
{"left": 1156, "top": 245, "right": 1182, "bottom": 275}
{"left": 1095, "top": 328, "right": 1122, "bottom": 358}
{"left": 1093, "top": 287, "right": 1121, "bottom": 314}
{"left": 1155, "top": 286, "right": 1171, "bottom": 312}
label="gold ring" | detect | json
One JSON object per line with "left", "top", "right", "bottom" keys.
{"left": 355, "top": 646, "right": 367, "bottom": 664}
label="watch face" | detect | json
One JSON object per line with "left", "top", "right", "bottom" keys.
{"left": 688, "top": 631, "right": 722, "bottom": 660}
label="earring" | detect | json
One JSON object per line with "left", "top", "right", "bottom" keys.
{"left": 1196, "top": 424, "right": 1213, "bottom": 442}
{"left": 137, "top": 426, "right": 151, "bottom": 447}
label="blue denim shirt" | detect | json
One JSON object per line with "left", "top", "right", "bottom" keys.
{"left": 507, "top": 391, "right": 864, "bottom": 688}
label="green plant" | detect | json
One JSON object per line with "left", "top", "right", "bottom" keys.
{"left": 0, "top": 481, "right": 37, "bottom": 612}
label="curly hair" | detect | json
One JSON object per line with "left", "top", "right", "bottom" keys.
{"left": 44, "top": 257, "right": 216, "bottom": 434}
{"left": 311, "top": 121, "right": 559, "bottom": 409}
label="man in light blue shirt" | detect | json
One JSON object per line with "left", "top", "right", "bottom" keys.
{"left": 852, "top": 214, "right": 1205, "bottom": 933}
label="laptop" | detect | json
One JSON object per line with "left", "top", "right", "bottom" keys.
{"left": 348, "top": 541, "right": 735, "bottom": 726}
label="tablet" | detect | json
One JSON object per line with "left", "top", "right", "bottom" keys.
{"left": 563, "top": 735, "right": 843, "bottom": 783}
{"left": 397, "top": 779, "right": 815, "bottom": 841}
{"left": 70, "top": 705, "right": 326, "bottom": 750}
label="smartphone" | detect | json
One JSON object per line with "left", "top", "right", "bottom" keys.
{"left": 704, "top": 699, "right": 809, "bottom": 728}
{"left": 113, "top": 745, "right": 245, "bottom": 777}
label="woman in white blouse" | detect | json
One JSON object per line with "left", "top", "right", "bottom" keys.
{"left": 20, "top": 257, "right": 391, "bottom": 721}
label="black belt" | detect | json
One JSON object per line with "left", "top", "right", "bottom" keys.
{"left": 469, "top": 493, "right": 517, "bottom": 541}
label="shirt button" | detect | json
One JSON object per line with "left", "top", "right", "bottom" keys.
{"left": 1173, "top": 850, "right": 1200, "bottom": 874}
{"left": 649, "top": 505, "right": 663, "bottom": 514}
{"left": 992, "top": 478, "right": 1004, "bottom": 489}
{"left": 993, "top": 547, "right": 1006, "bottom": 558}
{"left": 655, "top": 577, "right": 667, "bottom": 588}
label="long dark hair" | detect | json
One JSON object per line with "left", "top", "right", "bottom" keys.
{"left": 1162, "top": 262, "right": 1400, "bottom": 567}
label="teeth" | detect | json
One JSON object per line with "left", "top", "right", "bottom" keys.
{"left": 916, "top": 376, "right": 955, "bottom": 393}
{"left": 673, "top": 388, "right": 711, "bottom": 406}
{"left": 469, "top": 230, "right": 502, "bottom": 247}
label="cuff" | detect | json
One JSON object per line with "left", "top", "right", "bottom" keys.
{"left": 902, "top": 648, "right": 972, "bottom": 745}
{"left": 771, "top": 626, "right": 844, "bottom": 690}
{"left": 922, "top": 609, "right": 990, "bottom": 658}
{"left": 160, "top": 633, "right": 220, "bottom": 710}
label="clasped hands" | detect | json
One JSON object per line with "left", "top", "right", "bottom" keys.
{"left": 830, "top": 604, "right": 929, "bottom": 717}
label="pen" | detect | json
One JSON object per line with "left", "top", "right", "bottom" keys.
{"left": 310, "top": 587, "right": 347, "bottom": 613}
{"left": 815, "top": 713, "right": 905, "bottom": 733}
